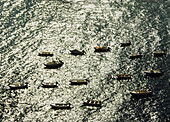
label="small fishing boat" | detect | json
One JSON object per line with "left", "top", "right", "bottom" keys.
{"left": 116, "top": 74, "right": 131, "bottom": 80}
{"left": 94, "top": 47, "right": 111, "bottom": 52}
{"left": 50, "top": 103, "right": 72, "bottom": 109}
{"left": 70, "top": 49, "right": 85, "bottom": 55}
{"left": 144, "top": 70, "right": 163, "bottom": 77}
{"left": 44, "top": 60, "right": 64, "bottom": 69}
{"left": 153, "top": 51, "right": 166, "bottom": 57}
{"left": 70, "top": 79, "right": 89, "bottom": 85}
{"left": 38, "top": 52, "right": 53, "bottom": 56}
{"left": 129, "top": 54, "right": 143, "bottom": 59}
{"left": 120, "top": 41, "right": 131, "bottom": 47}
{"left": 9, "top": 83, "right": 28, "bottom": 90}
{"left": 83, "top": 100, "right": 101, "bottom": 107}
{"left": 130, "top": 90, "right": 152, "bottom": 98}
{"left": 42, "top": 81, "right": 58, "bottom": 88}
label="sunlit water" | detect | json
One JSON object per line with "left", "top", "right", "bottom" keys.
{"left": 0, "top": 0, "right": 169, "bottom": 121}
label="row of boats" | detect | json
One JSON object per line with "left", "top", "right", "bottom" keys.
{"left": 9, "top": 68, "right": 163, "bottom": 89}
{"left": 9, "top": 42, "right": 166, "bottom": 109}
{"left": 40, "top": 47, "right": 166, "bottom": 69}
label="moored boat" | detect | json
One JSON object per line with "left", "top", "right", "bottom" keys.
{"left": 70, "top": 79, "right": 89, "bottom": 85}
{"left": 153, "top": 51, "right": 166, "bottom": 57}
{"left": 83, "top": 100, "right": 101, "bottom": 107}
{"left": 42, "top": 81, "right": 58, "bottom": 88}
{"left": 38, "top": 52, "right": 53, "bottom": 56}
{"left": 94, "top": 47, "right": 111, "bottom": 52}
{"left": 144, "top": 70, "right": 163, "bottom": 77}
{"left": 9, "top": 83, "right": 28, "bottom": 90}
{"left": 120, "top": 41, "right": 131, "bottom": 47}
{"left": 129, "top": 54, "right": 143, "bottom": 59}
{"left": 116, "top": 74, "right": 131, "bottom": 80}
{"left": 50, "top": 103, "right": 72, "bottom": 109}
{"left": 44, "top": 60, "right": 64, "bottom": 69}
{"left": 130, "top": 89, "right": 152, "bottom": 98}
{"left": 70, "top": 49, "right": 85, "bottom": 55}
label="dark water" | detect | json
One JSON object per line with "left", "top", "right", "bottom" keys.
{"left": 0, "top": 0, "right": 169, "bottom": 121}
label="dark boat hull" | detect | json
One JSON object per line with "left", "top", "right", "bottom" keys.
{"left": 70, "top": 79, "right": 88, "bottom": 85}
{"left": 117, "top": 77, "right": 131, "bottom": 80}
{"left": 131, "top": 93, "right": 152, "bottom": 98}
{"left": 38, "top": 54, "right": 53, "bottom": 56}
{"left": 83, "top": 103, "right": 101, "bottom": 107}
{"left": 10, "top": 85, "right": 28, "bottom": 90}
{"left": 154, "top": 53, "right": 166, "bottom": 57}
{"left": 94, "top": 48, "right": 110, "bottom": 52}
{"left": 70, "top": 82, "right": 87, "bottom": 85}
{"left": 120, "top": 43, "right": 131, "bottom": 47}
{"left": 44, "top": 63, "right": 63, "bottom": 69}
{"left": 50, "top": 104, "right": 72, "bottom": 109}
{"left": 145, "top": 73, "right": 163, "bottom": 77}
{"left": 70, "top": 50, "right": 85, "bottom": 55}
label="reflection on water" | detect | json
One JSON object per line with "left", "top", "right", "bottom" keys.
{"left": 0, "top": 0, "right": 169, "bottom": 121}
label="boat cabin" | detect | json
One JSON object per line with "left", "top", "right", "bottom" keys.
{"left": 83, "top": 100, "right": 101, "bottom": 107}
{"left": 9, "top": 83, "right": 28, "bottom": 90}
{"left": 130, "top": 89, "right": 152, "bottom": 98}
{"left": 42, "top": 82, "right": 58, "bottom": 88}
{"left": 44, "top": 60, "right": 64, "bottom": 69}
{"left": 50, "top": 103, "right": 72, "bottom": 109}
{"left": 38, "top": 52, "right": 53, "bottom": 56}
{"left": 153, "top": 51, "right": 166, "bottom": 57}
{"left": 116, "top": 74, "right": 131, "bottom": 80}
{"left": 144, "top": 70, "right": 163, "bottom": 77}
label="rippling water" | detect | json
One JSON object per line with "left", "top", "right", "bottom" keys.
{"left": 0, "top": 0, "right": 170, "bottom": 121}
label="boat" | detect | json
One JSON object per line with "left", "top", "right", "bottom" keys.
{"left": 9, "top": 83, "right": 28, "bottom": 90}
{"left": 120, "top": 41, "right": 131, "bottom": 47}
{"left": 42, "top": 81, "right": 58, "bottom": 88}
{"left": 83, "top": 100, "right": 101, "bottom": 107}
{"left": 70, "top": 49, "right": 85, "bottom": 55}
{"left": 144, "top": 70, "right": 163, "bottom": 77}
{"left": 50, "top": 103, "right": 72, "bottom": 109}
{"left": 153, "top": 51, "right": 166, "bottom": 57}
{"left": 116, "top": 74, "right": 131, "bottom": 80}
{"left": 70, "top": 79, "right": 89, "bottom": 85}
{"left": 94, "top": 47, "right": 111, "bottom": 52}
{"left": 38, "top": 52, "right": 53, "bottom": 56}
{"left": 44, "top": 60, "right": 64, "bottom": 69}
{"left": 130, "top": 89, "right": 152, "bottom": 98}
{"left": 129, "top": 54, "right": 143, "bottom": 59}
